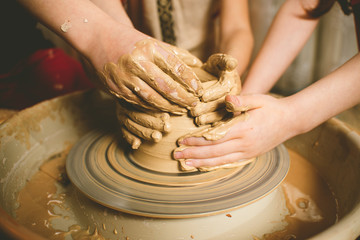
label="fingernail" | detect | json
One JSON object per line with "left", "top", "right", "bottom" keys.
{"left": 177, "top": 139, "right": 185, "bottom": 145}
{"left": 173, "top": 151, "right": 183, "bottom": 159}
{"left": 185, "top": 160, "right": 193, "bottom": 166}
{"left": 225, "top": 95, "right": 236, "bottom": 102}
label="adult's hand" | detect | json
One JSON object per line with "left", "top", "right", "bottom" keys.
{"left": 116, "top": 101, "right": 172, "bottom": 149}
{"left": 89, "top": 38, "right": 205, "bottom": 115}
{"left": 190, "top": 54, "right": 240, "bottom": 125}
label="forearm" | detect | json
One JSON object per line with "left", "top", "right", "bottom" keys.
{"left": 219, "top": 0, "right": 254, "bottom": 76}
{"left": 17, "top": 0, "right": 107, "bottom": 55}
{"left": 17, "top": 0, "right": 145, "bottom": 69}
{"left": 89, "top": 0, "right": 133, "bottom": 26}
{"left": 242, "top": 0, "right": 319, "bottom": 94}
{"left": 287, "top": 53, "right": 360, "bottom": 135}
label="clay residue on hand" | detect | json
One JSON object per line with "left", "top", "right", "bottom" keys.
{"left": 178, "top": 113, "right": 249, "bottom": 143}
{"left": 195, "top": 108, "right": 227, "bottom": 126}
{"left": 200, "top": 54, "right": 239, "bottom": 102}
{"left": 60, "top": 19, "right": 72, "bottom": 33}
{"left": 178, "top": 157, "right": 254, "bottom": 172}
{"left": 225, "top": 101, "right": 251, "bottom": 113}
{"left": 100, "top": 39, "right": 208, "bottom": 114}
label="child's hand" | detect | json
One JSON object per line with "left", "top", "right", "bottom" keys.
{"left": 174, "top": 94, "right": 298, "bottom": 168}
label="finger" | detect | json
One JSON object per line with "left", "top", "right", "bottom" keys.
{"left": 151, "top": 42, "right": 204, "bottom": 96}
{"left": 194, "top": 108, "right": 227, "bottom": 126}
{"left": 190, "top": 83, "right": 238, "bottom": 120}
{"left": 174, "top": 138, "right": 246, "bottom": 160}
{"left": 178, "top": 113, "right": 249, "bottom": 145}
{"left": 121, "top": 127, "right": 142, "bottom": 149}
{"left": 116, "top": 103, "right": 172, "bottom": 132}
{"left": 186, "top": 154, "right": 253, "bottom": 169}
{"left": 177, "top": 155, "right": 253, "bottom": 172}
{"left": 201, "top": 70, "right": 238, "bottom": 102}
{"left": 166, "top": 45, "right": 203, "bottom": 67}
{"left": 190, "top": 96, "right": 225, "bottom": 117}
{"left": 99, "top": 69, "right": 157, "bottom": 111}
{"left": 203, "top": 54, "right": 238, "bottom": 76}
{"left": 105, "top": 61, "right": 187, "bottom": 115}
{"left": 118, "top": 114, "right": 162, "bottom": 142}
{"left": 234, "top": 76, "right": 242, "bottom": 95}
{"left": 225, "top": 95, "right": 263, "bottom": 114}
{"left": 201, "top": 114, "right": 248, "bottom": 141}
{"left": 134, "top": 60, "right": 200, "bottom": 108}
{"left": 178, "top": 159, "right": 197, "bottom": 172}
{"left": 192, "top": 67, "right": 217, "bottom": 83}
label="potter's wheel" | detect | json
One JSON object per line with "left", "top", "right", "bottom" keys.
{"left": 66, "top": 129, "right": 289, "bottom": 218}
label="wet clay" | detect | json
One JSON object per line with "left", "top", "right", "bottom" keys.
{"left": 15, "top": 148, "right": 338, "bottom": 240}
{"left": 258, "top": 150, "right": 339, "bottom": 240}
{"left": 15, "top": 150, "right": 70, "bottom": 239}
{"left": 15, "top": 150, "right": 107, "bottom": 240}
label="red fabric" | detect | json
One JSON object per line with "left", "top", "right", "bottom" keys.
{"left": 0, "top": 48, "right": 94, "bottom": 109}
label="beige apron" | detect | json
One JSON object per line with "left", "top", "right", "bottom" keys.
{"left": 125, "top": 0, "right": 220, "bottom": 61}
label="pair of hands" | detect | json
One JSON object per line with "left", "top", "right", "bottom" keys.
{"left": 86, "top": 38, "right": 240, "bottom": 151}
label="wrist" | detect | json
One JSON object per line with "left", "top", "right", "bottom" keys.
{"left": 83, "top": 18, "right": 147, "bottom": 70}
{"left": 283, "top": 93, "right": 317, "bottom": 137}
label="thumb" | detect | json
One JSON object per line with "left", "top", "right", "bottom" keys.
{"left": 225, "top": 94, "right": 265, "bottom": 113}
{"left": 203, "top": 54, "right": 238, "bottom": 76}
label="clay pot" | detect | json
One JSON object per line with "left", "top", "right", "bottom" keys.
{"left": 0, "top": 90, "right": 360, "bottom": 239}
{"left": 130, "top": 114, "right": 205, "bottom": 173}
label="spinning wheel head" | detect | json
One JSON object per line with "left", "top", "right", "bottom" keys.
{"left": 66, "top": 129, "right": 290, "bottom": 218}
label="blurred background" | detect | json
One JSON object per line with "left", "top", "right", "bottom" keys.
{"left": 249, "top": 0, "right": 358, "bottom": 96}
{"left": 250, "top": 0, "right": 359, "bottom": 131}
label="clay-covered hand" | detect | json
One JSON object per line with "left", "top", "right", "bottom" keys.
{"left": 190, "top": 53, "right": 241, "bottom": 125}
{"left": 116, "top": 101, "right": 172, "bottom": 149}
{"left": 173, "top": 94, "right": 298, "bottom": 168}
{"left": 97, "top": 39, "right": 204, "bottom": 115}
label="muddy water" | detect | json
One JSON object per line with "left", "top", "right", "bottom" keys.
{"left": 260, "top": 150, "right": 338, "bottom": 240}
{"left": 15, "top": 149, "right": 338, "bottom": 240}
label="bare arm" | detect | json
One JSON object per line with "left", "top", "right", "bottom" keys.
{"left": 242, "top": 0, "right": 319, "bottom": 94}
{"left": 219, "top": 0, "right": 254, "bottom": 76}
{"left": 16, "top": 0, "right": 146, "bottom": 70}
{"left": 89, "top": 0, "right": 133, "bottom": 25}
{"left": 288, "top": 53, "right": 360, "bottom": 134}
{"left": 16, "top": 0, "right": 208, "bottom": 115}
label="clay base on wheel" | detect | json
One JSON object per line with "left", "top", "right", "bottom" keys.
{"left": 66, "top": 129, "right": 290, "bottom": 218}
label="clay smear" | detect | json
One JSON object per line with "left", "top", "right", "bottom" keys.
{"left": 60, "top": 20, "right": 72, "bottom": 33}
{"left": 15, "top": 150, "right": 108, "bottom": 240}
